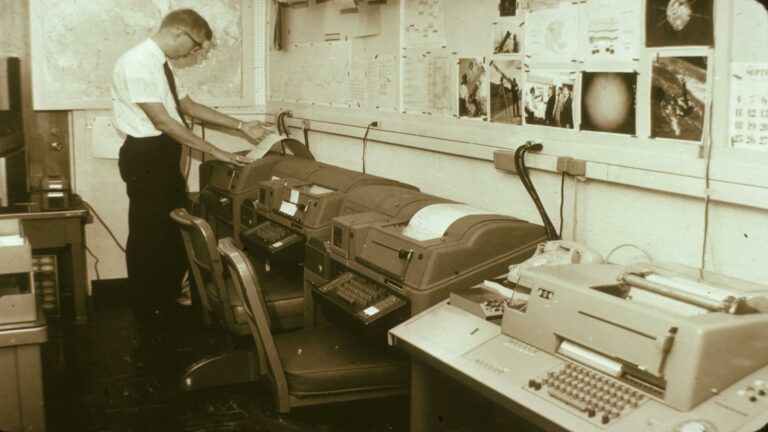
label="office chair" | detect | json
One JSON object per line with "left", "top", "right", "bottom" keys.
{"left": 218, "top": 237, "right": 410, "bottom": 413}
{"left": 170, "top": 208, "right": 304, "bottom": 390}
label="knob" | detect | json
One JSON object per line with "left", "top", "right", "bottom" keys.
{"left": 219, "top": 197, "right": 230, "bottom": 205}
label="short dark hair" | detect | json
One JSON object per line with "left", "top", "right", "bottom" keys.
{"left": 161, "top": 9, "right": 213, "bottom": 41}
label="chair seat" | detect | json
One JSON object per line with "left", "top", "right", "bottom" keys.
{"left": 275, "top": 326, "right": 410, "bottom": 397}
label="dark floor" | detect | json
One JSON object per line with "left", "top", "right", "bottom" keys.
{"left": 42, "top": 281, "right": 410, "bottom": 432}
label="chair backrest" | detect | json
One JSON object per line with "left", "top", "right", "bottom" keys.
{"left": 170, "top": 208, "right": 237, "bottom": 328}
{"left": 218, "top": 237, "right": 291, "bottom": 406}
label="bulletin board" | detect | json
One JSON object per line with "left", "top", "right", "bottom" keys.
{"left": 29, "top": 0, "right": 254, "bottom": 110}
{"left": 269, "top": 0, "right": 724, "bottom": 146}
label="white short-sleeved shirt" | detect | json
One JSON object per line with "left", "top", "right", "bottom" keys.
{"left": 111, "top": 39, "right": 188, "bottom": 138}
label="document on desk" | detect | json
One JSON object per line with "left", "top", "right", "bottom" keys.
{"left": 402, "top": 203, "right": 490, "bottom": 241}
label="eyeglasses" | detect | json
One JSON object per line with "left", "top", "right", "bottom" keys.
{"left": 181, "top": 28, "right": 204, "bottom": 53}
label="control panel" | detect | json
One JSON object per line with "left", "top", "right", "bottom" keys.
{"left": 314, "top": 272, "right": 408, "bottom": 325}
{"left": 240, "top": 221, "right": 303, "bottom": 255}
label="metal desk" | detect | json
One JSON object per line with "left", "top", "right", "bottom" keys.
{"left": 0, "top": 198, "right": 91, "bottom": 324}
{"left": 0, "top": 316, "right": 47, "bottom": 432}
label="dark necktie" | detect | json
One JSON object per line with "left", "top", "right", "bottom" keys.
{"left": 163, "top": 61, "right": 188, "bottom": 128}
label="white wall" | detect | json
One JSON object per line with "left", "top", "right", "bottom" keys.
{"left": 0, "top": 0, "right": 25, "bottom": 57}
{"left": 264, "top": 0, "right": 768, "bottom": 285}
{"left": 65, "top": 0, "right": 768, "bottom": 286}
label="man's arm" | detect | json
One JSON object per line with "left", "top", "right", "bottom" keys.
{"left": 178, "top": 96, "right": 272, "bottom": 142}
{"left": 137, "top": 102, "right": 250, "bottom": 164}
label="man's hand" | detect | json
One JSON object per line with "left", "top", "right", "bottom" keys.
{"left": 239, "top": 120, "right": 276, "bottom": 143}
{"left": 213, "top": 149, "right": 254, "bottom": 166}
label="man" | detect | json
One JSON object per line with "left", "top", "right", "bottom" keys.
{"left": 111, "top": 9, "right": 266, "bottom": 317}
{"left": 556, "top": 85, "right": 573, "bottom": 128}
{"left": 510, "top": 78, "right": 519, "bottom": 118}
{"left": 545, "top": 86, "right": 556, "bottom": 126}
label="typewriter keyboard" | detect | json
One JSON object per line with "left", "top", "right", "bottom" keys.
{"left": 527, "top": 362, "right": 646, "bottom": 425}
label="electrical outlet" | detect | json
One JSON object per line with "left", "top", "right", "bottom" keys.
{"left": 565, "top": 158, "right": 586, "bottom": 176}
{"left": 556, "top": 156, "right": 586, "bottom": 176}
{"left": 555, "top": 156, "right": 573, "bottom": 174}
{"left": 493, "top": 150, "right": 517, "bottom": 173}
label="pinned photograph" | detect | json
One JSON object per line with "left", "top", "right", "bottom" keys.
{"left": 581, "top": 72, "right": 637, "bottom": 135}
{"left": 499, "top": 0, "right": 517, "bottom": 17}
{"left": 489, "top": 60, "right": 523, "bottom": 125}
{"left": 651, "top": 56, "right": 707, "bottom": 141}
{"left": 458, "top": 58, "right": 488, "bottom": 119}
{"left": 492, "top": 21, "right": 524, "bottom": 55}
{"left": 523, "top": 70, "right": 575, "bottom": 128}
{"left": 646, "top": 0, "right": 713, "bottom": 47}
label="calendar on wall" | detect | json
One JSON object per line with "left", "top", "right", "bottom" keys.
{"left": 729, "top": 62, "right": 768, "bottom": 151}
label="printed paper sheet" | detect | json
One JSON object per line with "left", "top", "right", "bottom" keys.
{"left": 402, "top": 203, "right": 492, "bottom": 241}
{"left": 584, "top": 0, "right": 641, "bottom": 63}
{"left": 401, "top": 0, "right": 447, "bottom": 49}
{"left": 730, "top": 63, "right": 768, "bottom": 150}
{"left": 524, "top": 3, "right": 579, "bottom": 64}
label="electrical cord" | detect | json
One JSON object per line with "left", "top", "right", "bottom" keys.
{"left": 84, "top": 245, "right": 101, "bottom": 280}
{"left": 559, "top": 171, "right": 566, "bottom": 238}
{"left": 277, "top": 111, "right": 291, "bottom": 137}
{"left": 700, "top": 96, "right": 715, "bottom": 275}
{"left": 283, "top": 113, "right": 291, "bottom": 137}
{"left": 514, "top": 141, "right": 560, "bottom": 240}
{"left": 605, "top": 243, "right": 654, "bottom": 264}
{"left": 81, "top": 200, "right": 126, "bottom": 253}
{"left": 201, "top": 122, "right": 207, "bottom": 163}
{"left": 362, "top": 121, "right": 377, "bottom": 174}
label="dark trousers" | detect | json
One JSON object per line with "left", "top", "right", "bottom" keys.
{"left": 118, "top": 134, "right": 188, "bottom": 311}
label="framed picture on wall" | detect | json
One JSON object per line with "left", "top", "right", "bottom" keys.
{"left": 492, "top": 21, "right": 524, "bottom": 55}
{"left": 458, "top": 58, "right": 488, "bottom": 120}
{"left": 499, "top": 0, "right": 518, "bottom": 17}
{"left": 489, "top": 59, "right": 523, "bottom": 125}
{"left": 645, "top": 0, "right": 714, "bottom": 47}
{"left": 580, "top": 71, "right": 637, "bottom": 135}
{"left": 523, "top": 70, "right": 576, "bottom": 129}
{"left": 650, "top": 55, "right": 708, "bottom": 141}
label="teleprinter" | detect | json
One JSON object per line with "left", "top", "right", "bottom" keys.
{"left": 197, "top": 136, "right": 312, "bottom": 242}
{"left": 310, "top": 189, "right": 546, "bottom": 333}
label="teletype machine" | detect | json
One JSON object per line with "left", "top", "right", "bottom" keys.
{"left": 306, "top": 184, "right": 547, "bottom": 336}
{"left": 237, "top": 158, "right": 415, "bottom": 270}
{"left": 389, "top": 261, "right": 768, "bottom": 431}
{"left": 197, "top": 136, "right": 313, "bottom": 243}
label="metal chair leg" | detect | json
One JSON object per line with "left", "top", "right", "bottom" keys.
{"left": 180, "top": 350, "right": 261, "bottom": 391}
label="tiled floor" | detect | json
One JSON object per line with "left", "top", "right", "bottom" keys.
{"left": 42, "top": 281, "right": 410, "bottom": 431}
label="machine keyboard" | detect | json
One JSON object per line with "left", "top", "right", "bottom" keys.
{"left": 316, "top": 272, "right": 407, "bottom": 325}
{"left": 253, "top": 221, "right": 290, "bottom": 243}
{"left": 527, "top": 362, "right": 645, "bottom": 425}
{"left": 241, "top": 221, "right": 302, "bottom": 254}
